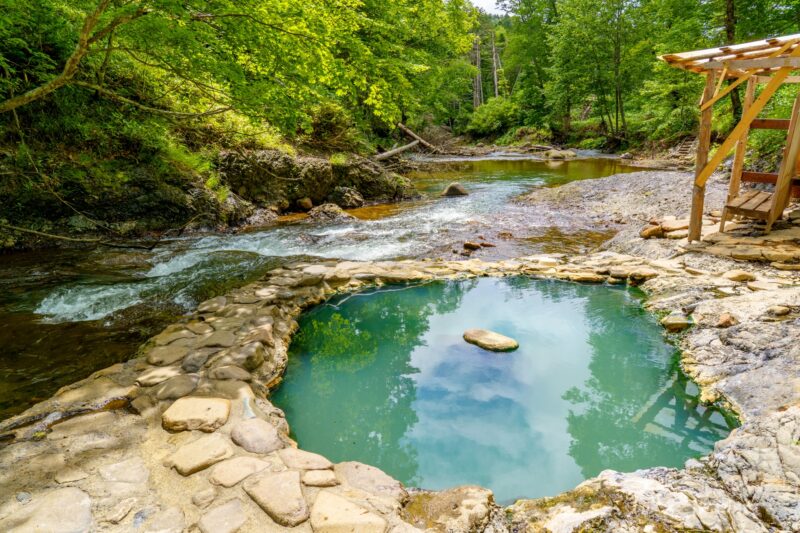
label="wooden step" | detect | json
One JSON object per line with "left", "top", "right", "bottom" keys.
{"left": 751, "top": 118, "right": 791, "bottom": 130}
{"left": 740, "top": 171, "right": 800, "bottom": 196}
{"left": 725, "top": 190, "right": 773, "bottom": 218}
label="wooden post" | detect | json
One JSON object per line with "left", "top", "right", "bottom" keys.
{"left": 728, "top": 77, "right": 757, "bottom": 202}
{"left": 769, "top": 89, "right": 800, "bottom": 228}
{"left": 689, "top": 71, "right": 717, "bottom": 242}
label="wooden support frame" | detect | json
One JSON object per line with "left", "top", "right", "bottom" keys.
{"left": 728, "top": 79, "right": 756, "bottom": 199}
{"left": 768, "top": 91, "right": 800, "bottom": 229}
{"left": 689, "top": 71, "right": 717, "bottom": 241}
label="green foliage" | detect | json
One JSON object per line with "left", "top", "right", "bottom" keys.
{"left": 466, "top": 97, "right": 520, "bottom": 137}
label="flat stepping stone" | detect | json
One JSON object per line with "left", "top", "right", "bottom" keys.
{"left": 167, "top": 433, "right": 234, "bottom": 475}
{"left": 198, "top": 330, "right": 237, "bottom": 348}
{"left": 137, "top": 366, "right": 182, "bottom": 387}
{"left": 278, "top": 448, "right": 333, "bottom": 470}
{"left": 334, "top": 462, "right": 405, "bottom": 501}
{"left": 199, "top": 499, "right": 248, "bottom": 533}
{"left": 310, "top": 491, "right": 387, "bottom": 533}
{"left": 660, "top": 313, "right": 692, "bottom": 332}
{"left": 244, "top": 470, "right": 309, "bottom": 526}
{"left": 463, "top": 329, "right": 519, "bottom": 352}
{"left": 154, "top": 374, "right": 199, "bottom": 400}
{"left": 231, "top": 418, "right": 284, "bottom": 454}
{"left": 162, "top": 397, "right": 231, "bottom": 432}
{"left": 148, "top": 344, "right": 191, "bottom": 366}
{"left": 99, "top": 456, "right": 150, "bottom": 484}
{"left": 210, "top": 457, "right": 270, "bottom": 487}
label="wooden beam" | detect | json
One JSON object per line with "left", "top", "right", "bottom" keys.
{"left": 770, "top": 91, "right": 800, "bottom": 224}
{"left": 660, "top": 34, "right": 800, "bottom": 65}
{"left": 694, "top": 45, "right": 800, "bottom": 189}
{"left": 699, "top": 40, "right": 800, "bottom": 111}
{"left": 689, "top": 71, "right": 717, "bottom": 241}
{"left": 755, "top": 75, "right": 800, "bottom": 83}
{"left": 728, "top": 78, "right": 757, "bottom": 204}
{"left": 751, "top": 118, "right": 791, "bottom": 130}
{"left": 702, "top": 57, "right": 800, "bottom": 70}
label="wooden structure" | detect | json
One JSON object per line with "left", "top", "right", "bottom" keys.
{"left": 661, "top": 34, "right": 800, "bottom": 240}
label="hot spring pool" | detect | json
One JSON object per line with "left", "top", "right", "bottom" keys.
{"left": 271, "top": 277, "right": 736, "bottom": 502}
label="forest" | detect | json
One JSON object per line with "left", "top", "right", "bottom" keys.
{"left": 0, "top": 0, "right": 799, "bottom": 242}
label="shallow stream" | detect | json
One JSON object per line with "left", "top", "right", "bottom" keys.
{"left": 0, "top": 154, "right": 637, "bottom": 419}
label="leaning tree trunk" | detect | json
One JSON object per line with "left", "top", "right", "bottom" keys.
{"left": 491, "top": 32, "right": 499, "bottom": 98}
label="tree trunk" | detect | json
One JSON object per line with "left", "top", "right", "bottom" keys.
{"left": 491, "top": 32, "right": 499, "bottom": 98}
{"left": 725, "top": 0, "right": 742, "bottom": 120}
{"left": 473, "top": 37, "right": 483, "bottom": 108}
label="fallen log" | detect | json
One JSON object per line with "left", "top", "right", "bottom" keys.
{"left": 374, "top": 139, "right": 419, "bottom": 161}
{"left": 397, "top": 123, "right": 441, "bottom": 153}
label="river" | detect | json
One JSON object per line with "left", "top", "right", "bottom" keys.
{"left": 0, "top": 154, "right": 638, "bottom": 419}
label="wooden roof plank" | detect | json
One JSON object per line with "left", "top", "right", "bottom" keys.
{"left": 660, "top": 33, "right": 800, "bottom": 64}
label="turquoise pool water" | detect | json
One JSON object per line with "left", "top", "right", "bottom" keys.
{"left": 272, "top": 277, "right": 735, "bottom": 502}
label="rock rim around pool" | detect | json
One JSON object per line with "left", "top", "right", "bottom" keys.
{"left": 463, "top": 328, "right": 519, "bottom": 352}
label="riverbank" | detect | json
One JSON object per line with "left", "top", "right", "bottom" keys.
{"left": 1, "top": 243, "right": 799, "bottom": 531}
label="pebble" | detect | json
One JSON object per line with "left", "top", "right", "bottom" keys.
{"left": 767, "top": 305, "right": 791, "bottom": 317}
{"left": 192, "top": 487, "right": 218, "bottom": 509}
{"left": 229, "top": 419, "right": 282, "bottom": 455}
{"left": 302, "top": 469, "right": 339, "bottom": 487}
{"left": 244, "top": 470, "right": 309, "bottom": 526}
{"left": 162, "top": 397, "right": 231, "bottom": 432}
{"left": 722, "top": 269, "right": 756, "bottom": 282}
{"left": 660, "top": 313, "right": 692, "bottom": 332}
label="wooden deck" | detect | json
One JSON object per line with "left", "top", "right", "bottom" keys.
{"left": 725, "top": 190, "right": 773, "bottom": 219}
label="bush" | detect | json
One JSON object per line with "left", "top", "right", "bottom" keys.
{"left": 465, "top": 97, "right": 520, "bottom": 137}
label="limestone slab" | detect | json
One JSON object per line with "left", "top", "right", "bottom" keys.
{"left": 278, "top": 447, "right": 332, "bottom": 470}
{"left": 463, "top": 329, "right": 519, "bottom": 352}
{"left": 147, "top": 344, "right": 191, "bottom": 366}
{"left": 199, "top": 499, "right": 248, "bottom": 533}
{"left": 167, "top": 433, "right": 234, "bottom": 475}
{"left": 310, "top": 491, "right": 387, "bottom": 533}
{"left": 302, "top": 469, "right": 339, "bottom": 487}
{"left": 244, "top": 470, "right": 309, "bottom": 526}
{"left": 210, "top": 457, "right": 270, "bottom": 487}
{"left": 162, "top": 397, "right": 230, "bottom": 432}
{"left": 231, "top": 418, "right": 284, "bottom": 454}
{"left": 0, "top": 487, "right": 92, "bottom": 532}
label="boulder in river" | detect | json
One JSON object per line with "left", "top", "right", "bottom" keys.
{"left": 463, "top": 329, "right": 519, "bottom": 352}
{"left": 441, "top": 182, "right": 468, "bottom": 197}
{"left": 297, "top": 197, "right": 313, "bottom": 211}
{"left": 543, "top": 149, "right": 577, "bottom": 160}
{"left": 328, "top": 186, "right": 365, "bottom": 208}
{"left": 306, "top": 203, "right": 356, "bottom": 223}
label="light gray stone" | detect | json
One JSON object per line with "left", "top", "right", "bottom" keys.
{"left": 99, "top": 456, "right": 149, "bottom": 484}
{"left": 137, "top": 366, "right": 181, "bottom": 387}
{"left": 143, "top": 506, "right": 184, "bottom": 533}
{"left": 167, "top": 433, "right": 234, "bottom": 475}
{"left": 210, "top": 457, "right": 270, "bottom": 487}
{"left": 231, "top": 418, "right": 284, "bottom": 454}
{"left": 147, "top": 344, "right": 191, "bottom": 366}
{"left": 302, "top": 469, "right": 339, "bottom": 487}
{"left": 310, "top": 491, "right": 387, "bottom": 533}
{"left": 0, "top": 487, "right": 92, "bottom": 532}
{"left": 154, "top": 374, "right": 199, "bottom": 400}
{"left": 161, "top": 397, "right": 230, "bottom": 432}
{"left": 198, "top": 499, "right": 248, "bottom": 533}
{"left": 334, "top": 462, "right": 406, "bottom": 501}
{"left": 243, "top": 470, "right": 308, "bottom": 526}
{"left": 55, "top": 467, "right": 88, "bottom": 484}
{"left": 192, "top": 487, "right": 217, "bottom": 509}
{"left": 463, "top": 329, "right": 519, "bottom": 352}
{"left": 278, "top": 447, "right": 332, "bottom": 470}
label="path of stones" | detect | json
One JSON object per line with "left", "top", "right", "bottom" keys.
{"left": 0, "top": 253, "right": 798, "bottom": 532}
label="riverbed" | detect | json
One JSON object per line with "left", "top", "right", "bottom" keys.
{"left": 0, "top": 155, "right": 636, "bottom": 419}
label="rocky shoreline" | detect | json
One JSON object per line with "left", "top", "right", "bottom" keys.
{"left": 1, "top": 242, "right": 799, "bottom": 531}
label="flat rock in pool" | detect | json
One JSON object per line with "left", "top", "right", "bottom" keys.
{"left": 463, "top": 329, "right": 518, "bottom": 352}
